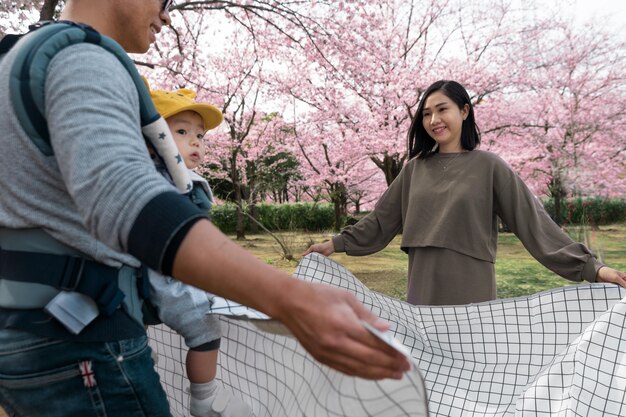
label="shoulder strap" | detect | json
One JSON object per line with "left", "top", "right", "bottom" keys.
{"left": 4, "top": 20, "right": 192, "bottom": 192}
{"left": 6, "top": 21, "right": 161, "bottom": 156}
{"left": 0, "top": 33, "right": 23, "bottom": 55}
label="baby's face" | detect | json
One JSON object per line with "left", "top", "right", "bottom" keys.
{"left": 167, "top": 111, "right": 206, "bottom": 169}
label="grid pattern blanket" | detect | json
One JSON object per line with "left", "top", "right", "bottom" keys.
{"left": 148, "top": 253, "right": 626, "bottom": 416}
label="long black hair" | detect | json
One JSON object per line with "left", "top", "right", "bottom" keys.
{"left": 407, "top": 80, "right": 481, "bottom": 159}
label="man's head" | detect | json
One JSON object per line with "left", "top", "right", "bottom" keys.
{"left": 151, "top": 88, "right": 223, "bottom": 169}
{"left": 60, "top": 0, "right": 172, "bottom": 53}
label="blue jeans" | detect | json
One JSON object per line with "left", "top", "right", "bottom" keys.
{"left": 0, "top": 329, "right": 172, "bottom": 417}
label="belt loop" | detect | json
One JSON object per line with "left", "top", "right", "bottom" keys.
{"left": 60, "top": 256, "right": 85, "bottom": 290}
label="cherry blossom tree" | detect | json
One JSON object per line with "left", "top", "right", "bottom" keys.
{"left": 4, "top": 0, "right": 625, "bottom": 224}
{"left": 272, "top": 0, "right": 549, "bottom": 186}
{"left": 141, "top": 10, "right": 304, "bottom": 238}
{"left": 1, "top": 1, "right": 47, "bottom": 36}
{"left": 485, "top": 18, "right": 626, "bottom": 222}
{"left": 294, "top": 104, "right": 386, "bottom": 230}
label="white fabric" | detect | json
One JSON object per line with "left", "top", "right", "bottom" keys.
{"left": 143, "top": 118, "right": 192, "bottom": 193}
{"left": 149, "top": 253, "right": 626, "bottom": 416}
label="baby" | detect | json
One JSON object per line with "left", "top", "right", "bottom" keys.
{"left": 148, "top": 87, "right": 253, "bottom": 417}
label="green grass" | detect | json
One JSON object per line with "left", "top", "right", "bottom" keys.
{"left": 231, "top": 223, "right": 626, "bottom": 302}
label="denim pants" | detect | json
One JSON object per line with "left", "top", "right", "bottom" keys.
{"left": 0, "top": 329, "right": 172, "bottom": 417}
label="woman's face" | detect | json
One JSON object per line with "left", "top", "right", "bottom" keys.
{"left": 421, "top": 91, "right": 469, "bottom": 152}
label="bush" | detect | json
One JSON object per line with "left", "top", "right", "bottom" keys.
{"left": 543, "top": 197, "right": 626, "bottom": 226}
{"left": 210, "top": 203, "right": 242, "bottom": 234}
{"left": 211, "top": 202, "right": 336, "bottom": 233}
{"left": 345, "top": 211, "right": 370, "bottom": 226}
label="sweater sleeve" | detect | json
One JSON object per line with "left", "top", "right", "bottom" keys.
{"left": 493, "top": 160, "right": 603, "bottom": 283}
{"left": 333, "top": 168, "right": 404, "bottom": 255}
{"left": 45, "top": 44, "right": 206, "bottom": 271}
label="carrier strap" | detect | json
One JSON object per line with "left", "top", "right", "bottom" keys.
{"left": 4, "top": 21, "right": 193, "bottom": 192}
{"left": 7, "top": 20, "right": 160, "bottom": 155}
{"left": 0, "top": 246, "right": 125, "bottom": 316}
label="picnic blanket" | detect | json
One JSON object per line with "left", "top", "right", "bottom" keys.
{"left": 148, "top": 253, "right": 626, "bottom": 416}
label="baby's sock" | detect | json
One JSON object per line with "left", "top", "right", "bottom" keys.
{"left": 189, "top": 381, "right": 253, "bottom": 417}
{"left": 190, "top": 380, "right": 219, "bottom": 401}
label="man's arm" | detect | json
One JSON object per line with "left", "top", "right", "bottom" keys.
{"left": 173, "top": 220, "right": 411, "bottom": 380}
{"left": 46, "top": 44, "right": 409, "bottom": 379}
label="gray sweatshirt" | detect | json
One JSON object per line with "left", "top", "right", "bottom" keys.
{"left": 333, "top": 150, "right": 603, "bottom": 283}
{"left": 0, "top": 38, "right": 204, "bottom": 272}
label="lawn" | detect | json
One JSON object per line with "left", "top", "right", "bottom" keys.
{"left": 233, "top": 223, "right": 626, "bottom": 302}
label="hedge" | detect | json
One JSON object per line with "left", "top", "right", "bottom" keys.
{"left": 542, "top": 197, "right": 626, "bottom": 225}
{"left": 211, "top": 202, "right": 336, "bottom": 233}
{"left": 211, "top": 198, "right": 625, "bottom": 234}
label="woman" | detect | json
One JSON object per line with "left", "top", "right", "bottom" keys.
{"left": 305, "top": 80, "right": 626, "bottom": 305}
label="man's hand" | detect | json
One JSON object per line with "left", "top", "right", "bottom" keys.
{"left": 596, "top": 266, "right": 626, "bottom": 289}
{"left": 303, "top": 240, "right": 335, "bottom": 257}
{"left": 275, "top": 280, "right": 411, "bottom": 380}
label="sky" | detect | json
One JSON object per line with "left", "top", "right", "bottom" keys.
{"left": 569, "top": 0, "right": 626, "bottom": 35}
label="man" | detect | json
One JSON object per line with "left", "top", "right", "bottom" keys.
{"left": 0, "top": 1, "right": 409, "bottom": 416}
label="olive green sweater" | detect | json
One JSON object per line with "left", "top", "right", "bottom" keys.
{"left": 333, "top": 150, "right": 602, "bottom": 284}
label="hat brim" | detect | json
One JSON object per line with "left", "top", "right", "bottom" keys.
{"left": 162, "top": 104, "right": 223, "bottom": 131}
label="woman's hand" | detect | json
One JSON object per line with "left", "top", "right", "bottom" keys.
{"left": 596, "top": 266, "right": 626, "bottom": 289}
{"left": 303, "top": 240, "right": 335, "bottom": 257}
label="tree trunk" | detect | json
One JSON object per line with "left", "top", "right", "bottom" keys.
{"left": 554, "top": 193, "right": 562, "bottom": 225}
{"left": 548, "top": 175, "right": 567, "bottom": 226}
{"left": 39, "top": 0, "right": 61, "bottom": 21}
{"left": 333, "top": 201, "right": 342, "bottom": 232}
{"left": 235, "top": 184, "right": 246, "bottom": 240}
{"left": 370, "top": 153, "right": 406, "bottom": 186}
{"left": 250, "top": 202, "right": 258, "bottom": 233}
{"left": 330, "top": 183, "right": 348, "bottom": 231}
{"left": 231, "top": 167, "right": 246, "bottom": 239}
